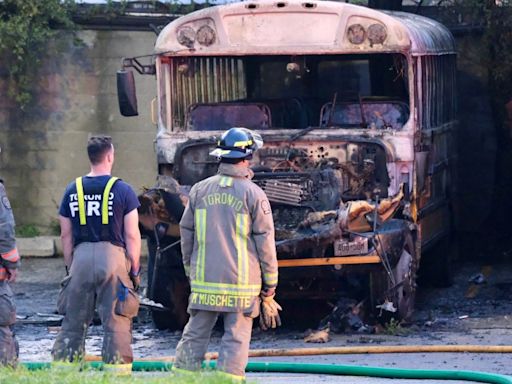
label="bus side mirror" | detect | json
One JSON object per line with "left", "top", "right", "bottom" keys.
{"left": 117, "top": 70, "right": 138, "bottom": 117}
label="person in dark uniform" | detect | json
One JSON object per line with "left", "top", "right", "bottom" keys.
{"left": 0, "top": 176, "right": 20, "bottom": 366}
{"left": 172, "top": 128, "right": 281, "bottom": 381}
{"left": 52, "top": 135, "right": 141, "bottom": 374}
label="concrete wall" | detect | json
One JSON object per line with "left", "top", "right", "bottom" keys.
{"left": 0, "top": 30, "right": 158, "bottom": 233}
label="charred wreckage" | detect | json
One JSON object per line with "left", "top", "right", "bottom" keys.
{"left": 138, "top": 132, "right": 417, "bottom": 331}
{"left": 119, "top": 0, "right": 457, "bottom": 333}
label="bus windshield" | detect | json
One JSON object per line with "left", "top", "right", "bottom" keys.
{"left": 163, "top": 53, "right": 409, "bottom": 131}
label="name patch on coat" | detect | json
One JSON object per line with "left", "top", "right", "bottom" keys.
{"left": 190, "top": 292, "right": 251, "bottom": 309}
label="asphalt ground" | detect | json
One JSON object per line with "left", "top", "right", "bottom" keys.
{"left": 12, "top": 256, "right": 512, "bottom": 383}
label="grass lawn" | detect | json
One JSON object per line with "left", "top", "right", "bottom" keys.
{"left": 0, "top": 366, "right": 240, "bottom": 383}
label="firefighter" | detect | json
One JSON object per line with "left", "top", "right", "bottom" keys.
{"left": 0, "top": 175, "right": 20, "bottom": 367}
{"left": 173, "top": 127, "right": 281, "bottom": 381}
{"left": 52, "top": 135, "right": 141, "bottom": 374}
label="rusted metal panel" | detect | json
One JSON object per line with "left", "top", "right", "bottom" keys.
{"left": 386, "top": 11, "right": 456, "bottom": 56}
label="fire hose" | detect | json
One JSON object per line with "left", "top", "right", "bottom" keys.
{"left": 22, "top": 360, "right": 512, "bottom": 383}
{"left": 22, "top": 345, "right": 512, "bottom": 383}
{"left": 79, "top": 344, "right": 512, "bottom": 361}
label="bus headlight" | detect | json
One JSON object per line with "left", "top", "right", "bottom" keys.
{"left": 347, "top": 24, "right": 366, "bottom": 45}
{"left": 368, "top": 23, "right": 387, "bottom": 46}
{"left": 197, "top": 25, "right": 216, "bottom": 46}
{"left": 177, "top": 26, "right": 196, "bottom": 48}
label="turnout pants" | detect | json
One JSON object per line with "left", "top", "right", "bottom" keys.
{"left": 174, "top": 310, "right": 254, "bottom": 379}
{"left": 0, "top": 281, "right": 17, "bottom": 366}
{"left": 52, "top": 242, "right": 139, "bottom": 364}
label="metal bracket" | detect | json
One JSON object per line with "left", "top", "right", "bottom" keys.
{"left": 122, "top": 57, "right": 156, "bottom": 75}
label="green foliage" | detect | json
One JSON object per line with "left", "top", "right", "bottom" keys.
{"left": 484, "top": 1, "right": 512, "bottom": 112}
{"left": 80, "top": 0, "right": 128, "bottom": 18}
{"left": 163, "top": 0, "right": 215, "bottom": 15}
{"left": 48, "top": 218, "right": 62, "bottom": 236}
{"left": 455, "top": 0, "right": 512, "bottom": 208}
{"left": 16, "top": 223, "right": 40, "bottom": 238}
{"left": 0, "top": 0, "right": 76, "bottom": 109}
{"left": 0, "top": 366, "right": 235, "bottom": 384}
{"left": 383, "top": 318, "right": 409, "bottom": 336}
{"left": 451, "top": 1, "right": 512, "bottom": 111}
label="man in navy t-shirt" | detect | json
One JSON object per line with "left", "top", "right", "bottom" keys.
{"left": 52, "top": 135, "right": 141, "bottom": 374}
{"left": 59, "top": 176, "right": 139, "bottom": 249}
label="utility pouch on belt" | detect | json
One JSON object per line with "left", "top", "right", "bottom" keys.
{"left": 0, "top": 287, "right": 16, "bottom": 326}
{"left": 56, "top": 275, "right": 72, "bottom": 315}
{"left": 244, "top": 296, "right": 261, "bottom": 319}
{"left": 114, "top": 277, "right": 140, "bottom": 319}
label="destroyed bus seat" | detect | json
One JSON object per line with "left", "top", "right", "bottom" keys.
{"left": 186, "top": 102, "right": 272, "bottom": 131}
{"left": 250, "top": 98, "right": 309, "bottom": 129}
{"left": 319, "top": 100, "right": 410, "bottom": 129}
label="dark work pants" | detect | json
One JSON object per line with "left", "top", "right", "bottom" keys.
{"left": 52, "top": 242, "right": 138, "bottom": 364}
{"left": 0, "top": 281, "right": 17, "bottom": 366}
{"left": 174, "top": 309, "right": 254, "bottom": 378}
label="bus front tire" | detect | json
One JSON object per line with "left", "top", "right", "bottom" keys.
{"left": 150, "top": 265, "right": 190, "bottom": 330}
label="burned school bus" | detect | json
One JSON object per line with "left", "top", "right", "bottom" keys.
{"left": 118, "top": 0, "right": 457, "bottom": 329}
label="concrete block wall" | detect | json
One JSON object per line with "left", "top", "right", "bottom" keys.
{"left": 0, "top": 30, "right": 158, "bottom": 232}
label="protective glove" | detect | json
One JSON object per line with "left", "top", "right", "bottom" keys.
{"left": 129, "top": 268, "right": 141, "bottom": 291}
{"left": 259, "top": 293, "right": 282, "bottom": 331}
{"left": 6, "top": 268, "right": 17, "bottom": 283}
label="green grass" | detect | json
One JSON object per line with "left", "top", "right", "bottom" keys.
{"left": 383, "top": 318, "right": 410, "bottom": 336}
{"left": 0, "top": 366, "right": 237, "bottom": 383}
{"left": 16, "top": 224, "right": 40, "bottom": 237}
{"left": 48, "top": 218, "right": 61, "bottom": 236}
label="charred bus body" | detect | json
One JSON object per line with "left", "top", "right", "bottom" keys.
{"left": 119, "top": 0, "right": 457, "bottom": 329}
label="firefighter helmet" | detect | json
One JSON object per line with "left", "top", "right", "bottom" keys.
{"left": 209, "top": 127, "right": 263, "bottom": 159}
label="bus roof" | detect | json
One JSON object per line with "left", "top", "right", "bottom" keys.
{"left": 155, "top": 0, "right": 456, "bottom": 56}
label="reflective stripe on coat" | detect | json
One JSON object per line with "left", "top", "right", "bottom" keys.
{"left": 180, "top": 163, "right": 278, "bottom": 312}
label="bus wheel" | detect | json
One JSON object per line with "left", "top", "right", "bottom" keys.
{"left": 150, "top": 266, "right": 189, "bottom": 330}
{"left": 149, "top": 249, "right": 190, "bottom": 331}
{"left": 370, "top": 232, "right": 417, "bottom": 323}
{"left": 392, "top": 233, "right": 417, "bottom": 321}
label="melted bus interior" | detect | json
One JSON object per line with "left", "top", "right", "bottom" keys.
{"left": 171, "top": 53, "right": 409, "bottom": 132}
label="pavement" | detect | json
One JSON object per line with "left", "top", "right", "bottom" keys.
{"left": 13, "top": 239, "right": 512, "bottom": 383}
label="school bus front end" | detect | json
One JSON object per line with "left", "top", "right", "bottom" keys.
{"left": 118, "top": 0, "right": 456, "bottom": 326}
